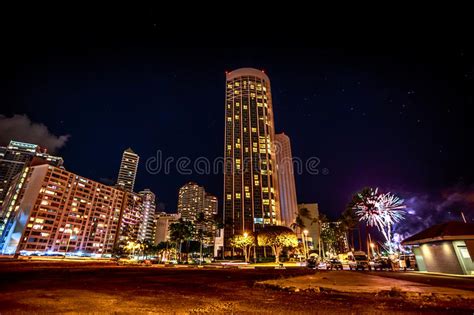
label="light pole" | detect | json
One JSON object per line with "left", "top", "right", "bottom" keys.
{"left": 370, "top": 243, "right": 376, "bottom": 258}
{"left": 303, "top": 229, "right": 309, "bottom": 259}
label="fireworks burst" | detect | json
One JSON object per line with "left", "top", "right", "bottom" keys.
{"left": 352, "top": 188, "right": 406, "bottom": 253}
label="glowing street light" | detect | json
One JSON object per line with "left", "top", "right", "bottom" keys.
{"left": 243, "top": 232, "right": 248, "bottom": 238}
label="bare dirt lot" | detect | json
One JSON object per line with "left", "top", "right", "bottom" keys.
{"left": 0, "top": 260, "right": 473, "bottom": 313}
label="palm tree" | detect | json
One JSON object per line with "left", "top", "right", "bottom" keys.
{"left": 342, "top": 188, "right": 371, "bottom": 251}
{"left": 291, "top": 207, "right": 318, "bottom": 230}
{"left": 169, "top": 218, "right": 194, "bottom": 263}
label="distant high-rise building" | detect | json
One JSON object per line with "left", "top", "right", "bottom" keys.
{"left": 116, "top": 148, "right": 139, "bottom": 191}
{"left": 117, "top": 191, "right": 144, "bottom": 243}
{"left": 154, "top": 212, "right": 181, "bottom": 244}
{"left": 138, "top": 189, "right": 156, "bottom": 242}
{"left": 223, "top": 68, "right": 280, "bottom": 248}
{"left": 177, "top": 182, "right": 205, "bottom": 222}
{"left": 0, "top": 165, "right": 130, "bottom": 255}
{"left": 177, "top": 182, "right": 218, "bottom": 242}
{"left": 275, "top": 133, "right": 298, "bottom": 228}
{"left": 297, "top": 203, "right": 320, "bottom": 249}
{"left": 0, "top": 140, "right": 63, "bottom": 211}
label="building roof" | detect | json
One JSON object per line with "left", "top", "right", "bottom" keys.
{"left": 124, "top": 147, "right": 136, "bottom": 154}
{"left": 402, "top": 221, "right": 474, "bottom": 245}
{"left": 226, "top": 67, "right": 270, "bottom": 82}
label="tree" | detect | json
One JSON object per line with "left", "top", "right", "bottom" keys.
{"left": 156, "top": 241, "right": 175, "bottom": 262}
{"left": 230, "top": 233, "right": 255, "bottom": 263}
{"left": 341, "top": 191, "right": 364, "bottom": 251}
{"left": 112, "top": 240, "right": 127, "bottom": 259}
{"left": 124, "top": 240, "right": 141, "bottom": 258}
{"left": 169, "top": 218, "right": 195, "bottom": 263}
{"left": 257, "top": 226, "right": 298, "bottom": 264}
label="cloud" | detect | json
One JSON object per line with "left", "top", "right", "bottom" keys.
{"left": 0, "top": 115, "right": 70, "bottom": 153}
{"left": 394, "top": 186, "right": 474, "bottom": 238}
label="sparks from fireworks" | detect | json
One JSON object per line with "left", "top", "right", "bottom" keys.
{"left": 353, "top": 188, "right": 406, "bottom": 253}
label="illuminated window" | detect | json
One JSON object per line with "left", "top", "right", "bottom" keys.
{"left": 245, "top": 192, "right": 251, "bottom": 198}
{"left": 243, "top": 105, "right": 248, "bottom": 110}
{"left": 236, "top": 193, "right": 241, "bottom": 199}
{"left": 235, "top": 143, "right": 240, "bottom": 149}
{"left": 245, "top": 147, "right": 249, "bottom": 153}
{"left": 253, "top": 148, "right": 257, "bottom": 153}
{"left": 227, "top": 145, "right": 232, "bottom": 150}
{"left": 235, "top": 115, "right": 239, "bottom": 120}
{"left": 234, "top": 90, "right": 239, "bottom": 95}
{"left": 245, "top": 186, "right": 249, "bottom": 191}
{"left": 252, "top": 128, "right": 257, "bottom": 133}
{"left": 227, "top": 117, "right": 232, "bottom": 122}
{"left": 254, "top": 180, "right": 260, "bottom": 185}
{"left": 243, "top": 127, "right": 247, "bottom": 132}
{"left": 263, "top": 199, "right": 269, "bottom": 205}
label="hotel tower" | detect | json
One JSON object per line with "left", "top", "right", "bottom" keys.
{"left": 223, "top": 68, "right": 280, "bottom": 248}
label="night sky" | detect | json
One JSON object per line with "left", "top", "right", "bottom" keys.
{"left": 1, "top": 10, "right": 473, "bottom": 234}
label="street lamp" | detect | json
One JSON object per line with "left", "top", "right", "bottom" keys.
{"left": 303, "top": 230, "right": 309, "bottom": 259}
{"left": 243, "top": 232, "right": 248, "bottom": 238}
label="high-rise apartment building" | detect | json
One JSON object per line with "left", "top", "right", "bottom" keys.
{"left": 138, "top": 189, "right": 156, "bottom": 242}
{"left": 223, "top": 68, "right": 280, "bottom": 247}
{"left": 275, "top": 133, "right": 298, "bottom": 228}
{"left": 0, "top": 164, "right": 146, "bottom": 255}
{"left": 116, "top": 148, "right": 139, "bottom": 192}
{"left": 177, "top": 182, "right": 205, "bottom": 222}
{"left": 177, "top": 182, "right": 218, "bottom": 242}
{"left": 0, "top": 140, "right": 63, "bottom": 211}
{"left": 0, "top": 165, "right": 126, "bottom": 255}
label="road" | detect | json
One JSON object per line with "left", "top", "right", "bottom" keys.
{"left": 0, "top": 260, "right": 472, "bottom": 313}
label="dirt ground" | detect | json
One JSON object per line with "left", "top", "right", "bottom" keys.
{"left": 0, "top": 260, "right": 473, "bottom": 313}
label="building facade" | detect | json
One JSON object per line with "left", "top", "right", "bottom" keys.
{"left": 177, "top": 182, "right": 205, "bottom": 222}
{"left": 223, "top": 68, "right": 280, "bottom": 248}
{"left": 116, "top": 148, "right": 139, "bottom": 192}
{"left": 154, "top": 212, "right": 181, "bottom": 244}
{"left": 0, "top": 140, "right": 63, "bottom": 212}
{"left": 0, "top": 165, "right": 125, "bottom": 255}
{"left": 402, "top": 221, "right": 474, "bottom": 275}
{"left": 177, "top": 182, "right": 218, "bottom": 242}
{"left": 275, "top": 133, "right": 298, "bottom": 228}
{"left": 138, "top": 189, "right": 156, "bottom": 242}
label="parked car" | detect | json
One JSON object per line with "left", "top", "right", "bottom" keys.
{"left": 326, "top": 258, "right": 343, "bottom": 270}
{"left": 371, "top": 257, "right": 391, "bottom": 271}
{"left": 348, "top": 251, "right": 371, "bottom": 270}
{"left": 306, "top": 257, "right": 318, "bottom": 269}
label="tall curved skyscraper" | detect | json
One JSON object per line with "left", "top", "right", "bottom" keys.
{"left": 223, "top": 68, "right": 280, "bottom": 249}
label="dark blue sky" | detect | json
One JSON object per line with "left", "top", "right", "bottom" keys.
{"left": 1, "top": 11, "right": 473, "bottom": 223}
